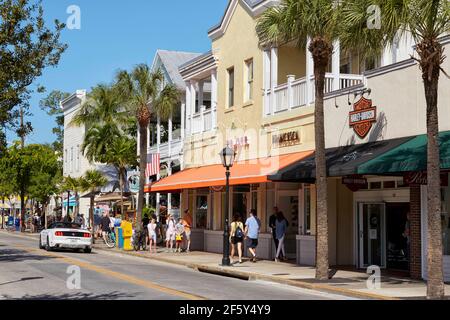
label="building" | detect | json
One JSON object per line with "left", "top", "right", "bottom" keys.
{"left": 147, "top": 0, "right": 450, "bottom": 280}
{"left": 144, "top": 50, "right": 206, "bottom": 219}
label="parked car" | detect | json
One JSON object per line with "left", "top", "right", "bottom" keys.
{"left": 39, "top": 222, "right": 92, "bottom": 253}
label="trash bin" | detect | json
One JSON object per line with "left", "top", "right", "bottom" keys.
{"left": 121, "top": 221, "right": 133, "bottom": 251}
{"left": 116, "top": 227, "right": 124, "bottom": 249}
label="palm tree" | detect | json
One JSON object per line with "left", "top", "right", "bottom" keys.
{"left": 107, "top": 136, "right": 138, "bottom": 219}
{"left": 256, "top": 0, "right": 341, "bottom": 280}
{"left": 62, "top": 176, "right": 83, "bottom": 220}
{"left": 82, "top": 123, "right": 121, "bottom": 164}
{"left": 115, "top": 66, "right": 179, "bottom": 232}
{"left": 80, "top": 170, "right": 108, "bottom": 239}
{"left": 339, "top": 0, "right": 449, "bottom": 300}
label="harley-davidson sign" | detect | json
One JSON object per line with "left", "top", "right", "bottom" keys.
{"left": 349, "top": 97, "right": 377, "bottom": 139}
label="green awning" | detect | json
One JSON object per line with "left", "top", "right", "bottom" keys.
{"left": 358, "top": 131, "right": 450, "bottom": 175}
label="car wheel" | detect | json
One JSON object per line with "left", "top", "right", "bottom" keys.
{"left": 45, "top": 236, "right": 52, "bottom": 251}
{"left": 84, "top": 247, "right": 92, "bottom": 254}
{"left": 39, "top": 236, "right": 44, "bottom": 249}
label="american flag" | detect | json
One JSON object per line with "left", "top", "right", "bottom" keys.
{"left": 145, "top": 153, "right": 160, "bottom": 178}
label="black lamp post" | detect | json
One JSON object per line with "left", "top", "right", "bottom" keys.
{"left": 219, "top": 146, "right": 236, "bottom": 267}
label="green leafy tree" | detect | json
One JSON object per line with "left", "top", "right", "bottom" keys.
{"left": 115, "top": 66, "right": 179, "bottom": 232}
{"left": 39, "top": 90, "right": 70, "bottom": 155}
{"left": 0, "top": 0, "right": 67, "bottom": 146}
{"left": 256, "top": 0, "right": 341, "bottom": 280}
{"left": 0, "top": 152, "right": 15, "bottom": 228}
{"left": 80, "top": 170, "right": 108, "bottom": 239}
{"left": 339, "top": 0, "right": 450, "bottom": 300}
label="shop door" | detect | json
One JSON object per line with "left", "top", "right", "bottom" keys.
{"left": 358, "top": 203, "right": 386, "bottom": 268}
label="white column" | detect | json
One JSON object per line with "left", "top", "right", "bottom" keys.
{"left": 211, "top": 69, "right": 217, "bottom": 130}
{"left": 332, "top": 40, "right": 341, "bottom": 91}
{"left": 156, "top": 116, "right": 161, "bottom": 218}
{"left": 263, "top": 49, "right": 271, "bottom": 115}
{"left": 168, "top": 115, "right": 173, "bottom": 157}
{"left": 270, "top": 47, "right": 278, "bottom": 115}
{"left": 198, "top": 80, "right": 205, "bottom": 132}
{"left": 306, "top": 38, "right": 314, "bottom": 105}
{"left": 181, "top": 102, "right": 186, "bottom": 139}
{"left": 190, "top": 81, "right": 196, "bottom": 132}
{"left": 167, "top": 162, "right": 172, "bottom": 215}
{"left": 287, "top": 74, "right": 295, "bottom": 110}
{"left": 185, "top": 84, "right": 191, "bottom": 135}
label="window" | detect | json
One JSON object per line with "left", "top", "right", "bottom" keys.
{"left": 76, "top": 145, "right": 80, "bottom": 172}
{"left": 64, "top": 149, "right": 68, "bottom": 172}
{"left": 245, "top": 59, "right": 254, "bottom": 101}
{"left": 303, "top": 186, "right": 311, "bottom": 235}
{"left": 195, "top": 195, "right": 208, "bottom": 229}
{"left": 227, "top": 67, "right": 235, "bottom": 108}
{"left": 70, "top": 147, "right": 74, "bottom": 173}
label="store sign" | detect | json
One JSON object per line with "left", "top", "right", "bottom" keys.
{"left": 349, "top": 97, "right": 377, "bottom": 139}
{"left": 227, "top": 136, "right": 249, "bottom": 151}
{"left": 342, "top": 175, "right": 368, "bottom": 192}
{"left": 404, "top": 171, "right": 449, "bottom": 187}
{"left": 272, "top": 131, "right": 300, "bottom": 148}
{"left": 210, "top": 186, "right": 224, "bottom": 192}
{"left": 127, "top": 171, "right": 140, "bottom": 193}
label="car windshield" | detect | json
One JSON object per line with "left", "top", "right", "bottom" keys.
{"left": 49, "top": 222, "right": 81, "bottom": 230}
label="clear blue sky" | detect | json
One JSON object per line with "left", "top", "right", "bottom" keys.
{"left": 7, "top": 0, "right": 228, "bottom": 145}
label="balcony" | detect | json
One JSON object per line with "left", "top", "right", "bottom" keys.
{"left": 264, "top": 73, "right": 363, "bottom": 115}
{"left": 189, "top": 106, "right": 214, "bottom": 134}
{"left": 149, "top": 138, "right": 183, "bottom": 161}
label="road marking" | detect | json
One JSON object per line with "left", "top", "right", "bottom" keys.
{"left": 11, "top": 244, "right": 206, "bottom": 300}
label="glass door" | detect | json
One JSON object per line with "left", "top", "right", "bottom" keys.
{"left": 358, "top": 203, "right": 386, "bottom": 268}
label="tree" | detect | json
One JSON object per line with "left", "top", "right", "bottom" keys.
{"left": 62, "top": 176, "right": 83, "bottom": 220}
{"left": 115, "top": 66, "right": 179, "bottom": 232}
{"left": 39, "top": 90, "right": 70, "bottom": 155}
{"left": 339, "top": 0, "right": 449, "bottom": 300}
{"left": 0, "top": 152, "right": 15, "bottom": 228}
{"left": 81, "top": 123, "right": 121, "bottom": 164}
{"left": 0, "top": 0, "right": 67, "bottom": 144}
{"left": 80, "top": 170, "right": 107, "bottom": 239}
{"left": 256, "top": 0, "right": 341, "bottom": 280}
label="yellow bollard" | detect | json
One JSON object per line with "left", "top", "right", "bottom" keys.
{"left": 121, "top": 220, "right": 133, "bottom": 251}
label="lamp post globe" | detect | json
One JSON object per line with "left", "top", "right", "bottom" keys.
{"left": 219, "top": 146, "right": 236, "bottom": 267}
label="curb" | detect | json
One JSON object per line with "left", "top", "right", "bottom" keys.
{"left": 93, "top": 245, "right": 399, "bottom": 300}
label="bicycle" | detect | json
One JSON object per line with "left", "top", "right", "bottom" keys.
{"left": 103, "top": 230, "right": 116, "bottom": 248}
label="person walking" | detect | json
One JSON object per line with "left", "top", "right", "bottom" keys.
{"left": 269, "top": 206, "right": 282, "bottom": 259}
{"left": 274, "top": 211, "right": 288, "bottom": 262}
{"left": 175, "top": 218, "right": 185, "bottom": 253}
{"left": 230, "top": 213, "right": 244, "bottom": 264}
{"left": 165, "top": 214, "right": 176, "bottom": 252}
{"left": 181, "top": 209, "right": 192, "bottom": 253}
{"left": 100, "top": 212, "right": 111, "bottom": 243}
{"left": 147, "top": 218, "right": 157, "bottom": 254}
{"left": 244, "top": 209, "right": 261, "bottom": 263}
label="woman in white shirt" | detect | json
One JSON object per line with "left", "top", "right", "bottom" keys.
{"left": 147, "top": 218, "right": 157, "bottom": 253}
{"left": 165, "top": 214, "right": 176, "bottom": 252}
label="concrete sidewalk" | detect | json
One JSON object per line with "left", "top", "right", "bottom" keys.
{"left": 3, "top": 230, "right": 449, "bottom": 300}
{"left": 93, "top": 245, "right": 450, "bottom": 300}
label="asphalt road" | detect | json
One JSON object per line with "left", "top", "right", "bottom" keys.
{"left": 0, "top": 232, "right": 355, "bottom": 300}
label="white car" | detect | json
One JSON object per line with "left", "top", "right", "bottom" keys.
{"left": 39, "top": 222, "right": 92, "bottom": 253}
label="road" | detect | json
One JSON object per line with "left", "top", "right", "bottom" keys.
{"left": 0, "top": 232, "right": 355, "bottom": 300}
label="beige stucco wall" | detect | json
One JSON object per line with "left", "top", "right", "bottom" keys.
{"left": 324, "top": 41, "right": 450, "bottom": 149}
{"left": 278, "top": 45, "right": 306, "bottom": 84}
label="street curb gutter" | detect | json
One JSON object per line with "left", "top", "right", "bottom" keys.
{"left": 0, "top": 231, "right": 398, "bottom": 300}
{"left": 94, "top": 246, "right": 398, "bottom": 301}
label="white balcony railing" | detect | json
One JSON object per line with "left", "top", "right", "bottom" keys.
{"left": 187, "top": 106, "right": 216, "bottom": 135}
{"left": 149, "top": 138, "right": 183, "bottom": 161}
{"left": 265, "top": 73, "right": 363, "bottom": 116}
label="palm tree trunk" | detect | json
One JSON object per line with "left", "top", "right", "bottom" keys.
{"left": 90, "top": 194, "right": 95, "bottom": 243}
{"left": 120, "top": 168, "right": 125, "bottom": 220}
{"left": 310, "top": 37, "right": 332, "bottom": 281}
{"left": 137, "top": 122, "right": 148, "bottom": 232}
{"left": 20, "top": 190, "right": 26, "bottom": 232}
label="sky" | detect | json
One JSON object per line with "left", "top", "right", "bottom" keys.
{"left": 6, "top": 0, "right": 228, "bottom": 145}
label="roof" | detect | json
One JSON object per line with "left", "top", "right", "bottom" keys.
{"left": 145, "top": 151, "right": 313, "bottom": 193}
{"left": 153, "top": 50, "right": 202, "bottom": 90}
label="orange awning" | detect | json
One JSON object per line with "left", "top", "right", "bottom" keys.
{"left": 145, "top": 151, "right": 313, "bottom": 193}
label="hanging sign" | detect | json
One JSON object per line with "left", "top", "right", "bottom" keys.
{"left": 349, "top": 97, "right": 377, "bottom": 139}
{"left": 210, "top": 186, "right": 225, "bottom": 192}
{"left": 342, "top": 175, "right": 368, "bottom": 192}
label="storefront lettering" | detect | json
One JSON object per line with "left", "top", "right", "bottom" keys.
{"left": 272, "top": 131, "right": 300, "bottom": 148}
{"left": 227, "top": 136, "right": 249, "bottom": 151}
{"left": 342, "top": 175, "right": 368, "bottom": 192}
{"left": 404, "top": 171, "right": 449, "bottom": 187}
{"left": 349, "top": 97, "right": 377, "bottom": 139}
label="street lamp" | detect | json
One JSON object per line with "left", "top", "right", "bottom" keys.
{"left": 219, "top": 146, "right": 236, "bottom": 267}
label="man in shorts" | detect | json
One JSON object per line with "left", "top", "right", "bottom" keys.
{"left": 245, "top": 209, "right": 261, "bottom": 263}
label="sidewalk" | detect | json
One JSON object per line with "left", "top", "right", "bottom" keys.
{"left": 94, "top": 244, "right": 450, "bottom": 300}
{"left": 2, "top": 230, "right": 449, "bottom": 300}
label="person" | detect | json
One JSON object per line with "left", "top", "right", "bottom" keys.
{"left": 269, "top": 207, "right": 281, "bottom": 258}
{"left": 142, "top": 213, "right": 150, "bottom": 244}
{"left": 100, "top": 212, "right": 111, "bottom": 243}
{"left": 403, "top": 212, "right": 411, "bottom": 259}
{"left": 147, "top": 218, "right": 157, "bottom": 253}
{"left": 109, "top": 213, "right": 116, "bottom": 235}
{"left": 230, "top": 213, "right": 244, "bottom": 264}
{"left": 181, "top": 209, "right": 192, "bottom": 253}
{"left": 244, "top": 209, "right": 261, "bottom": 263}
{"left": 165, "top": 214, "right": 176, "bottom": 252}
{"left": 175, "top": 218, "right": 185, "bottom": 253}
{"left": 274, "top": 211, "right": 288, "bottom": 262}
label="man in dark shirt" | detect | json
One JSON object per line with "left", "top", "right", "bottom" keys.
{"left": 100, "top": 213, "right": 111, "bottom": 242}
{"left": 269, "top": 207, "right": 282, "bottom": 259}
